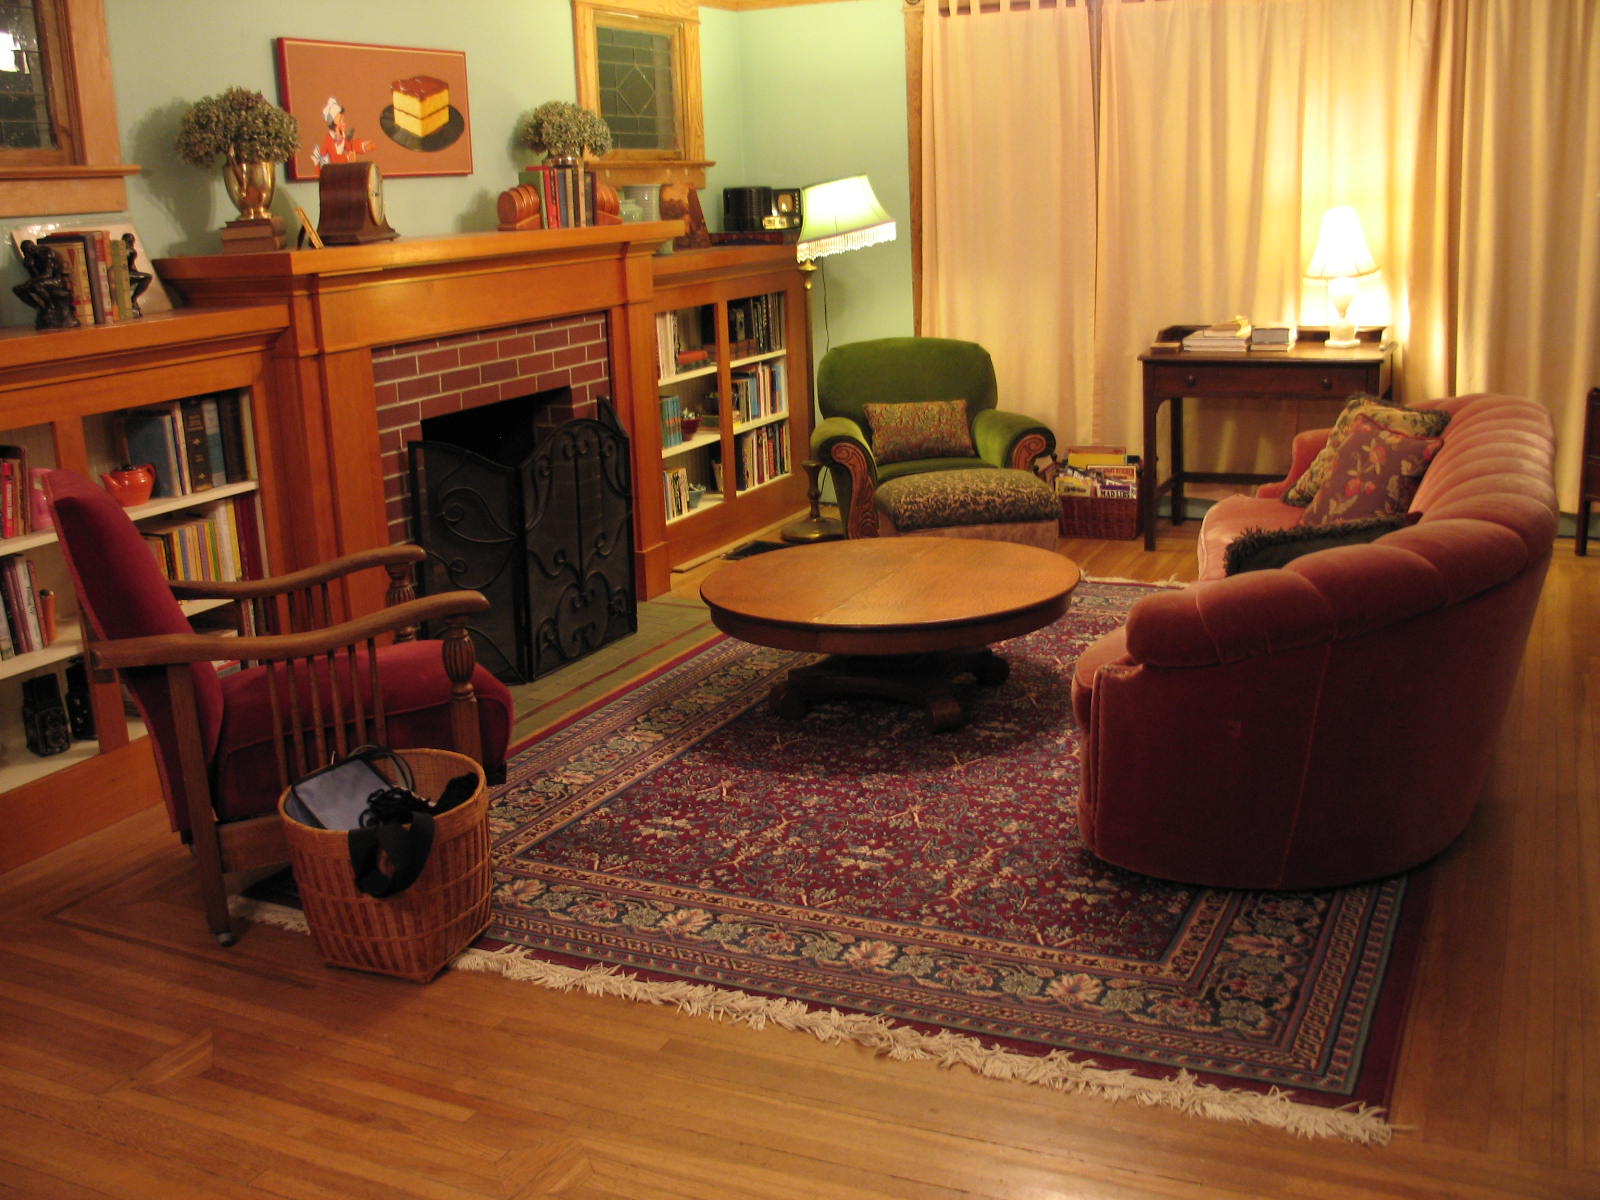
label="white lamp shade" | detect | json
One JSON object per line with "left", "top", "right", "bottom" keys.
{"left": 1305, "top": 206, "right": 1378, "bottom": 280}
{"left": 796, "top": 175, "right": 897, "bottom": 262}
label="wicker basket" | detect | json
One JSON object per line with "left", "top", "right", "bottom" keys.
{"left": 278, "top": 748, "right": 491, "bottom": 982}
{"left": 1058, "top": 494, "right": 1141, "bottom": 540}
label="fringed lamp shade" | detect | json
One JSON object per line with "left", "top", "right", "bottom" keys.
{"left": 796, "top": 175, "right": 897, "bottom": 262}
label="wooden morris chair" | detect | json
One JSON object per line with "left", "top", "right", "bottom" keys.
{"left": 811, "top": 337, "right": 1058, "bottom": 543}
{"left": 46, "top": 470, "right": 513, "bottom": 945}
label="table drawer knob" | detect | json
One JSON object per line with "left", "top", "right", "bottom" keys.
{"left": 1185, "top": 374, "right": 1197, "bottom": 388}
{"left": 1321, "top": 376, "right": 1333, "bottom": 389}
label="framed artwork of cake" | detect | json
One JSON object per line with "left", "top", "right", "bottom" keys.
{"left": 276, "top": 38, "right": 472, "bottom": 180}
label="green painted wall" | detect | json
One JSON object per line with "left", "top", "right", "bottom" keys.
{"left": 2, "top": 0, "right": 913, "bottom": 346}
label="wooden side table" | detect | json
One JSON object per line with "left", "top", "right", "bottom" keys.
{"left": 1138, "top": 330, "right": 1393, "bottom": 550}
{"left": 1578, "top": 386, "right": 1600, "bottom": 556}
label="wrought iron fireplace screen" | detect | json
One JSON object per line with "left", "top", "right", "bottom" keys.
{"left": 408, "top": 391, "right": 636, "bottom": 683}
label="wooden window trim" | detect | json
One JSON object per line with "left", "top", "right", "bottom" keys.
{"left": 574, "top": 0, "right": 709, "bottom": 190}
{"left": 0, "top": 0, "right": 137, "bottom": 218}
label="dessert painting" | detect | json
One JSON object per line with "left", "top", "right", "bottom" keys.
{"left": 276, "top": 38, "right": 472, "bottom": 179}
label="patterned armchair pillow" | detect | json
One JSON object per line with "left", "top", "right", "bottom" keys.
{"left": 1284, "top": 393, "right": 1451, "bottom": 505}
{"left": 1301, "top": 414, "right": 1442, "bottom": 525}
{"left": 863, "top": 399, "right": 976, "bottom": 464}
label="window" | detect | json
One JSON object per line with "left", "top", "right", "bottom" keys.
{"left": 574, "top": 0, "right": 706, "bottom": 187}
{"left": 0, "top": 0, "right": 134, "bottom": 218}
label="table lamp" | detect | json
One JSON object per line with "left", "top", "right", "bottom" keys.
{"left": 1304, "top": 206, "right": 1378, "bottom": 349}
{"left": 782, "top": 175, "right": 898, "bottom": 543}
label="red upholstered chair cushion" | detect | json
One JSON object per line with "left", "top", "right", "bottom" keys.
{"left": 212, "top": 640, "right": 512, "bottom": 824}
{"left": 45, "top": 469, "right": 226, "bottom": 832}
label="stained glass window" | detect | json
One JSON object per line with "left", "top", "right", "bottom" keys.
{"left": 0, "top": 0, "right": 54, "bottom": 150}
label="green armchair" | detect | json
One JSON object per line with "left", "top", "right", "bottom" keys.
{"left": 812, "top": 337, "right": 1056, "bottom": 538}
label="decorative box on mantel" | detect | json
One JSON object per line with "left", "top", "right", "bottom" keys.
{"left": 154, "top": 224, "right": 689, "bottom": 604}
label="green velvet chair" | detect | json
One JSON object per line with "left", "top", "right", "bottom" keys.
{"left": 812, "top": 337, "right": 1057, "bottom": 540}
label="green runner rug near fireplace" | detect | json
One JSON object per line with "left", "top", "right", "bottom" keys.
{"left": 246, "top": 579, "right": 1427, "bottom": 1143}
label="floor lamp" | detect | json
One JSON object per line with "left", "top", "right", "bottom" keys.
{"left": 781, "top": 175, "right": 897, "bottom": 543}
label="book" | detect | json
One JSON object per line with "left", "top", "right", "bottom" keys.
{"left": 200, "top": 396, "right": 229, "bottom": 485}
{"left": 1182, "top": 317, "right": 1252, "bottom": 352}
{"left": 0, "top": 445, "right": 26, "bottom": 537}
{"left": 215, "top": 392, "right": 249, "bottom": 482}
{"left": 120, "top": 404, "right": 185, "bottom": 498}
{"left": 38, "top": 235, "right": 96, "bottom": 327}
{"left": 178, "top": 397, "right": 215, "bottom": 491}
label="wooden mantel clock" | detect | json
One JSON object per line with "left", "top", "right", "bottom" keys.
{"left": 317, "top": 161, "right": 399, "bottom": 245}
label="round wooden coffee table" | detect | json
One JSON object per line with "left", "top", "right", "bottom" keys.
{"left": 700, "top": 537, "right": 1080, "bottom": 731}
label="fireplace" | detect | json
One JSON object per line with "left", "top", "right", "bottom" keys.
{"left": 408, "top": 387, "right": 636, "bottom": 683}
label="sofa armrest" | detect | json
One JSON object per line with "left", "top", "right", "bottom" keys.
{"left": 812, "top": 415, "right": 880, "bottom": 538}
{"left": 972, "top": 408, "right": 1055, "bottom": 471}
{"left": 1256, "top": 427, "right": 1331, "bottom": 500}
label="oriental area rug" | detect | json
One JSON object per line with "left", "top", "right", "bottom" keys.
{"left": 245, "top": 580, "right": 1426, "bottom": 1144}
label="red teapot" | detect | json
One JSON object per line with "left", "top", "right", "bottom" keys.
{"left": 101, "top": 463, "right": 155, "bottom": 507}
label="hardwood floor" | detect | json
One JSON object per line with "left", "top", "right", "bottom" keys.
{"left": 2, "top": 522, "right": 1595, "bottom": 1199}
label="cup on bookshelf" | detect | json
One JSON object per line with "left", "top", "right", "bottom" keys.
{"left": 101, "top": 463, "right": 155, "bottom": 507}
{"left": 681, "top": 413, "right": 700, "bottom": 439}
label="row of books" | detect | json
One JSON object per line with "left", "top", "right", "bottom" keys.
{"left": 36, "top": 228, "right": 140, "bottom": 326}
{"left": 730, "top": 362, "right": 786, "bottom": 425}
{"left": 0, "top": 555, "right": 51, "bottom": 659}
{"left": 660, "top": 393, "right": 693, "bottom": 448}
{"left": 727, "top": 294, "right": 784, "bottom": 359}
{"left": 120, "top": 391, "right": 253, "bottom": 500}
{"left": 141, "top": 498, "right": 259, "bottom": 585}
{"left": 1181, "top": 318, "right": 1251, "bottom": 353}
{"left": 733, "top": 424, "right": 790, "bottom": 491}
{"left": 663, "top": 466, "right": 695, "bottom": 520}
{"left": 1054, "top": 446, "right": 1140, "bottom": 498}
{"left": 515, "top": 165, "right": 615, "bottom": 230}
{"left": 0, "top": 446, "right": 48, "bottom": 539}
{"left": 655, "top": 307, "right": 717, "bottom": 379}
{"left": 1249, "top": 323, "right": 1298, "bottom": 351}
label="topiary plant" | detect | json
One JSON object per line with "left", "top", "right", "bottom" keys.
{"left": 175, "top": 87, "right": 300, "bottom": 168}
{"left": 515, "top": 100, "right": 613, "bottom": 160}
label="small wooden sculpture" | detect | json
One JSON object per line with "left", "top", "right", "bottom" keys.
{"left": 122, "top": 233, "right": 153, "bottom": 316}
{"left": 12, "top": 240, "right": 78, "bottom": 331}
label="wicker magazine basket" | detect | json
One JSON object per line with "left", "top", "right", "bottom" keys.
{"left": 278, "top": 748, "right": 490, "bottom": 982}
{"left": 1058, "top": 495, "right": 1141, "bottom": 540}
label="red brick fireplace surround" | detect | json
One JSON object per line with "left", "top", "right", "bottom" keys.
{"left": 156, "top": 226, "right": 682, "bottom": 605}
{"left": 371, "top": 314, "right": 609, "bottom": 545}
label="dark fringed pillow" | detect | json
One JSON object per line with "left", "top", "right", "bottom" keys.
{"left": 1224, "top": 513, "right": 1416, "bottom": 575}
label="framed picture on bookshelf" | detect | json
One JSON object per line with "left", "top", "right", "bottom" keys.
{"left": 275, "top": 37, "right": 472, "bottom": 180}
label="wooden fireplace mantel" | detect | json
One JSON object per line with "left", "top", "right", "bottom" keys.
{"left": 156, "top": 223, "right": 685, "bottom": 603}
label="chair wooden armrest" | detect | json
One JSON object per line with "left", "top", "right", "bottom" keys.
{"left": 168, "top": 544, "right": 432, "bottom": 640}
{"left": 90, "top": 591, "right": 489, "bottom": 670}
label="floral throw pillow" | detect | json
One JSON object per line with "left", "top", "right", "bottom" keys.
{"left": 1284, "top": 394, "right": 1451, "bottom": 506}
{"left": 1301, "top": 414, "right": 1442, "bottom": 525}
{"left": 864, "top": 399, "right": 975, "bottom": 464}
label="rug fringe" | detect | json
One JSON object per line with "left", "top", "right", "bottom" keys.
{"left": 234, "top": 897, "right": 1392, "bottom": 1145}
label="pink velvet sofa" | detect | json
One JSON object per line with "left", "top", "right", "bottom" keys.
{"left": 1070, "top": 393, "right": 1557, "bottom": 889}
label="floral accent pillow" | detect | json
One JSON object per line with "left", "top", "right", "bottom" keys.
{"left": 864, "top": 399, "right": 975, "bottom": 464}
{"left": 1284, "top": 394, "right": 1451, "bottom": 506}
{"left": 1301, "top": 414, "right": 1442, "bottom": 525}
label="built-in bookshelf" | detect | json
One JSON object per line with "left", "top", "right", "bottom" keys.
{"left": 0, "top": 305, "right": 290, "bottom": 870}
{"left": 649, "top": 246, "right": 810, "bottom": 564}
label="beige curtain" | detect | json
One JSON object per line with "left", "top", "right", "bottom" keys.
{"left": 920, "top": 0, "right": 1600, "bottom": 511}
{"left": 920, "top": 1, "right": 1098, "bottom": 434}
{"left": 1399, "top": 0, "right": 1600, "bottom": 511}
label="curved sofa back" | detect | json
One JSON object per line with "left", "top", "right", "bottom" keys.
{"left": 1082, "top": 393, "right": 1556, "bottom": 888}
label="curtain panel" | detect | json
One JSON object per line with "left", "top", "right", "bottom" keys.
{"left": 918, "top": 0, "right": 1600, "bottom": 511}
